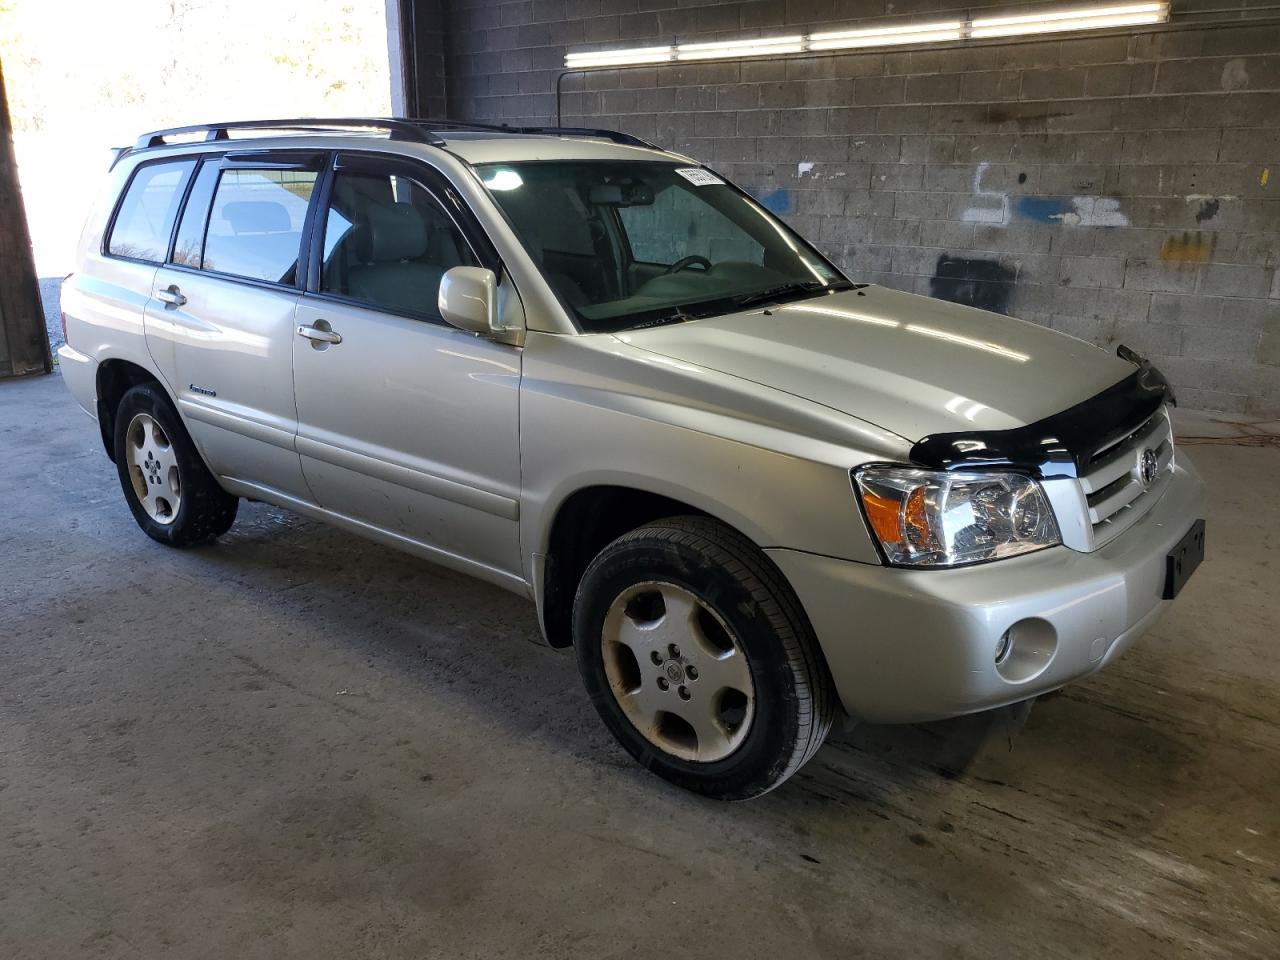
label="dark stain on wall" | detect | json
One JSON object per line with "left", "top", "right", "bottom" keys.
{"left": 930, "top": 256, "right": 1016, "bottom": 315}
{"left": 1194, "top": 198, "right": 1220, "bottom": 224}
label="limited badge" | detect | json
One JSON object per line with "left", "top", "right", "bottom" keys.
{"left": 675, "top": 168, "right": 725, "bottom": 186}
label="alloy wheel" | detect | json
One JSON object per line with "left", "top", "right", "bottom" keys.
{"left": 601, "top": 581, "right": 755, "bottom": 763}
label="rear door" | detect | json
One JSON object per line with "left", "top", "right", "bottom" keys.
{"left": 290, "top": 152, "right": 523, "bottom": 581}
{"left": 144, "top": 151, "right": 322, "bottom": 502}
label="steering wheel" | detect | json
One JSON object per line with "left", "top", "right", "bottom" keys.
{"left": 662, "top": 255, "right": 713, "bottom": 276}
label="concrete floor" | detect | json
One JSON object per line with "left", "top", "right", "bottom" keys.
{"left": 2, "top": 371, "right": 1278, "bottom": 960}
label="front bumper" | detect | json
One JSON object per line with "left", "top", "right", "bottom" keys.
{"left": 768, "top": 456, "right": 1205, "bottom": 724}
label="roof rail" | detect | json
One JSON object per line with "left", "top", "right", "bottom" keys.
{"left": 407, "top": 118, "right": 662, "bottom": 150}
{"left": 515, "top": 125, "right": 662, "bottom": 150}
{"left": 134, "top": 118, "right": 446, "bottom": 150}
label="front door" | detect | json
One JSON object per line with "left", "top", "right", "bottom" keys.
{"left": 291, "top": 154, "right": 523, "bottom": 582}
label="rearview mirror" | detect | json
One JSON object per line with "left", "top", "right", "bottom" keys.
{"left": 439, "top": 266, "right": 497, "bottom": 336}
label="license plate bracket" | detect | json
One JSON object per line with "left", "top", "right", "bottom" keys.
{"left": 1163, "top": 519, "right": 1205, "bottom": 600}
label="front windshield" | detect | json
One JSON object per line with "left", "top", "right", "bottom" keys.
{"left": 475, "top": 160, "right": 846, "bottom": 332}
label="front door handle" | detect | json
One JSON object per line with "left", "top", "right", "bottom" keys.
{"left": 155, "top": 285, "right": 187, "bottom": 307}
{"left": 297, "top": 323, "right": 342, "bottom": 345}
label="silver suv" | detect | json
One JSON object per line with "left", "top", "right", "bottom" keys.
{"left": 58, "top": 118, "right": 1206, "bottom": 799}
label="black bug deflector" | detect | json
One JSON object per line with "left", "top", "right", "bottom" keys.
{"left": 908, "top": 357, "right": 1174, "bottom": 480}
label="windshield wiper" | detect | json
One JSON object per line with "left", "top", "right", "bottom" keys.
{"left": 730, "top": 279, "right": 854, "bottom": 310}
{"left": 625, "top": 312, "right": 695, "bottom": 331}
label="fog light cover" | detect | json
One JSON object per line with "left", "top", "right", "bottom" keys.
{"left": 854, "top": 466, "right": 1061, "bottom": 567}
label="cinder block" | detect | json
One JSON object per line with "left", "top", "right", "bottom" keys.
{"left": 1149, "top": 292, "right": 1225, "bottom": 326}
{"left": 904, "top": 75, "right": 961, "bottom": 105}
{"left": 960, "top": 70, "right": 1021, "bottom": 103}
{"left": 1185, "top": 92, "right": 1275, "bottom": 128}
{"left": 1093, "top": 287, "right": 1155, "bottom": 323}
{"left": 1058, "top": 256, "right": 1126, "bottom": 289}
{"left": 1124, "top": 258, "right": 1199, "bottom": 294}
{"left": 779, "top": 110, "right": 829, "bottom": 137}
{"left": 1181, "top": 325, "right": 1263, "bottom": 362}
{"left": 1178, "top": 387, "right": 1248, "bottom": 414}
{"left": 674, "top": 85, "right": 717, "bottom": 112}
{"left": 1114, "top": 96, "right": 1187, "bottom": 131}
{"left": 919, "top": 219, "right": 976, "bottom": 248}
{"left": 894, "top": 192, "right": 952, "bottom": 220}
{"left": 1221, "top": 127, "right": 1280, "bottom": 162}
{"left": 826, "top": 106, "right": 878, "bottom": 134}
{"left": 1259, "top": 329, "right": 1280, "bottom": 366}
{"left": 900, "top": 135, "right": 956, "bottom": 163}
{"left": 870, "top": 162, "right": 925, "bottom": 191}
{"left": 1154, "top": 55, "right": 1280, "bottom": 95}
{"left": 1197, "top": 263, "right": 1273, "bottom": 298}
{"left": 1058, "top": 35, "right": 1130, "bottom": 66}
{"left": 847, "top": 135, "right": 902, "bottom": 162}
{"left": 877, "top": 106, "right": 930, "bottom": 134}
{"left": 854, "top": 76, "right": 907, "bottom": 106}
{"left": 1021, "top": 68, "right": 1088, "bottom": 101}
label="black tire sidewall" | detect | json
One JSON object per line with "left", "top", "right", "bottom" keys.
{"left": 112, "top": 383, "right": 232, "bottom": 546}
{"left": 574, "top": 532, "right": 806, "bottom": 799}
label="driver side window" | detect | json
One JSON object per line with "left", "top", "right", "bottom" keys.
{"left": 320, "top": 168, "right": 478, "bottom": 319}
{"left": 619, "top": 185, "right": 764, "bottom": 266}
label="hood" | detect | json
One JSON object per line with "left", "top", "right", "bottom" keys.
{"left": 617, "top": 286, "right": 1134, "bottom": 443}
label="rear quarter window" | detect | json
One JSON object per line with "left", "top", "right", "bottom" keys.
{"left": 106, "top": 159, "right": 196, "bottom": 263}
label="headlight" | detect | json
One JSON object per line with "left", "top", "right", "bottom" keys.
{"left": 853, "top": 466, "right": 1060, "bottom": 567}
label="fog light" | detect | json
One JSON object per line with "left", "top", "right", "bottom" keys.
{"left": 994, "top": 630, "right": 1012, "bottom": 664}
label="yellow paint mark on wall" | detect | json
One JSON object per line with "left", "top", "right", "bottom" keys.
{"left": 1161, "top": 232, "right": 1215, "bottom": 263}
{"left": 1262, "top": 168, "right": 1271, "bottom": 187}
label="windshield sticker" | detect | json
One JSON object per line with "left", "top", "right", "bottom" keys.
{"left": 675, "top": 168, "right": 724, "bottom": 187}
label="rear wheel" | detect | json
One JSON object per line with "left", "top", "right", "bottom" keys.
{"left": 573, "top": 516, "right": 835, "bottom": 800}
{"left": 113, "top": 383, "right": 238, "bottom": 546}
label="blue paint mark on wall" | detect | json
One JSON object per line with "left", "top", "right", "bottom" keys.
{"left": 1013, "top": 196, "right": 1071, "bottom": 223}
{"left": 758, "top": 188, "right": 792, "bottom": 214}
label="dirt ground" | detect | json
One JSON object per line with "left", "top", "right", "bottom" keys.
{"left": 2, "top": 371, "right": 1277, "bottom": 959}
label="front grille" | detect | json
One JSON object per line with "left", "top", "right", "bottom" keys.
{"left": 1079, "top": 407, "right": 1174, "bottom": 547}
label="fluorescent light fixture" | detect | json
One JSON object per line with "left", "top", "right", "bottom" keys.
{"left": 971, "top": 3, "right": 1167, "bottom": 38}
{"left": 563, "top": 3, "right": 1171, "bottom": 68}
{"left": 676, "top": 36, "right": 804, "bottom": 60}
{"left": 564, "top": 45, "right": 673, "bottom": 67}
{"left": 809, "top": 20, "right": 964, "bottom": 51}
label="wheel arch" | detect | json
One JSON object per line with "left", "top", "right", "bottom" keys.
{"left": 95, "top": 358, "right": 168, "bottom": 462}
{"left": 537, "top": 482, "right": 777, "bottom": 649}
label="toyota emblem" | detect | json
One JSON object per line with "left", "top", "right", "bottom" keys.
{"left": 1139, "top": 448, "right": 1159, "bottom": 487}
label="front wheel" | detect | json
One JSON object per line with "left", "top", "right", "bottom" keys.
{"left": 573, "top": 516, "right": 835, "bottom": 800}
{"left": 113, "top": 383, "right": 238, "bottom": 547}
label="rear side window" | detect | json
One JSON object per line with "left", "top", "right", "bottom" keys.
{"left": 201, "top": 168, "right": 317, "bottom": 284}
{"left": 107, "top": 160, "right": 196, "bottom": 263}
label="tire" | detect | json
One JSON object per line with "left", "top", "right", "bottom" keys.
{"left": 573, "top": 516, "right": 835, "bottom": 800}
{"left": 112, "top": 382, "right": 238, "bottom": 547}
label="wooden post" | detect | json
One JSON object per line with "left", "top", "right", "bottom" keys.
{"left": 0, "top": 57, "right": 52, "bottom": 379}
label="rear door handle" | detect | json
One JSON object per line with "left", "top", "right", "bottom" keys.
{"left": 155, "top": 285, "right": 187, "bottom": 307}
{"left": 297, "top": 323, "right": 342, "bottom": 345}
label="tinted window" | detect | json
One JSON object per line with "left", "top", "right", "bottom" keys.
{"left": 202, "top": 168, "right": 317, "bottom": 283}
{"left": 107, "top": 160, "right": 195, "bottom": 262}
{"left": 170, "top": 161, "right": 220, "bottom": 268}
{"left": 320, "top": 169, "right": 478, "bottom": 317}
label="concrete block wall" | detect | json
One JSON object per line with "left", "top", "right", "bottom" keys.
{"left": 435, "top": 0, "right": 1280, "bottom": 416}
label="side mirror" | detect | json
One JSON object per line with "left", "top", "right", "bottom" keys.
{"left": 439, "top": 266, "right": 497, "bottom": 336}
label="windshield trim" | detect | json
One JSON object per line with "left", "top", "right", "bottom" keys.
{"left": 469, "top": 158, "right": 850, "bottom": 334}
